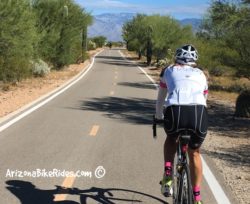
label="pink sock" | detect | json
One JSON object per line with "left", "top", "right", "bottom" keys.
{"left": 193, "top": 186, "right": 201, "bottom": 201}
{"left": 165, "top": 162, "right": 172, "bottom": 176}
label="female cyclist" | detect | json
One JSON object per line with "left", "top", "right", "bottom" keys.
{"left": 155, "top": 44, "right": 208, "bottom": 204}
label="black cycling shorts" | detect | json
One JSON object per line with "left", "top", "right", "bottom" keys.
{"left": 164, "top": 105, "right": 208, "bottom": 149}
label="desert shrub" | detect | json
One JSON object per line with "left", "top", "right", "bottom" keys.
{"left": 236, "top": 68, "right": 250, "bottom": 78}
{"left": 234, "top": 90, "right": 250, "bottom": 118}
{"left": 209, "top": 84, "right": 225, "bottom": 91}
{"left": 210, "top": 67, "right": 224, "bottom": 77}
{"left": 228, "top": 84, "right": 247, "bottom": 93}
{"left": 32, "top": 60, "right": 50, "bottom": 77}
{"left": 155, "top": 58, "right": 169, "bottom": 68}
{"left": 88, "top": 40, "right": 96, "bottom": 50}
{"left": 209, "top": 82, "right": 248, "bottom": 93}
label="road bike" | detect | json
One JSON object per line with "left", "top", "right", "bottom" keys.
{"left": 153, "top": 116, "right": 194, "bottom": 204}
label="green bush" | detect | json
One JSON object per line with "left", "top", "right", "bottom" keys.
{"left": 197, "top": 1, "right": 250, "bottom": 78}
{"left": 0, "top": 0, "right": 93, "bottom": 82}
{"left": 33, "top": 0, "right": 92, "bottom": 69}
{"left": 0, "top": 0, "right": 38, "bottom": 82}
{"left": 90, "top": 36, "right": 106, "bottom": 48}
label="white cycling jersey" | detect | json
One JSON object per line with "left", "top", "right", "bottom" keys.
{"left": 160, "top": 64, "right": 208, "bottom": 107}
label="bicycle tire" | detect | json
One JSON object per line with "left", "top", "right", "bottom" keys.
{"left": 176, "top": 165, "right": 193, "bottom": 204}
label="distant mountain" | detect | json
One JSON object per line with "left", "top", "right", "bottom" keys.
{"left": 179, "top": 18, "right": 202, "bottom": 32}
{"left": 88, "top": 13, "right": 135, "bottom": 42}
{"left": 88, "top": 13, "right": 202, "bottom": 42}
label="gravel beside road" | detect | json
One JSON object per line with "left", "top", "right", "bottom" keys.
{"left": 204, "top": 99, "right": 250, "bottom": 204}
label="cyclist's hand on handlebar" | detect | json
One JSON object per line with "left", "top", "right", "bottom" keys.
{"left": 153, "top": 114, "right": 164, "bottom": 124}
{"left": 152, "top": 114, "right": 164, "bottom": 138}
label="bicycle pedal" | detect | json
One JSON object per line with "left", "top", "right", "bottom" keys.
{"left": 162, "top": 188, "right": 173, "bottom": 197}
{"left": 163, "top": 192, "right": 171, "bottom": 197}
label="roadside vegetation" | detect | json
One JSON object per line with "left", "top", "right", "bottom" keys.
{"left": 0, "top": 0, "right": 92, "bottom": 82}
{"left": 122, "top": 0, "right": 250, "bottom": 117}
{"left": 0, "top": 0, "right": 249, "bottom": 116}
{"left": 87, "top": 36, "right": 107, "bottom": 50}
{"left": 122, "top": 0, "right": 249, "bottom": 79}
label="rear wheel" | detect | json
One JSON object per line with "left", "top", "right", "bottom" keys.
{"left": 176, "top": 165, "right": 193, "bottom": 204}
{"left": 172, "top": 157, "right": 179, "bottom": 204}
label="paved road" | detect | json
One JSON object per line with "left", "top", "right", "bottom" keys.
{"left": 0, "top": 49, "right": 226, "bottom": 203}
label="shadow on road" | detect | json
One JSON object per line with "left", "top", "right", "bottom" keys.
{"left": 118, "top": 82, "right": 156, "bottom": 90}
{"left": 95, "top": 56, "right": 124, "bottom": 61}
{"left": 96, "top": 60, "right": 135, "bottom": 67}
{"left": 5, "top": 180, "right": 77, "bottom": 204}
{"left": 96, "top": 54, "right": 138, "bottom": 62}
{"left": 77, "top": 97, "right": 155, "bottom": 125}
{"left": 6, "top": 180, "right": 168, "bottom": 204}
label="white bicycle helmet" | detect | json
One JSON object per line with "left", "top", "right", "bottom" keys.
{"left": 175, "top": 44, "right": 198, "bottom": 65}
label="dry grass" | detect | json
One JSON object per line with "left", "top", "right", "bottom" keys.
{"left": 211, "top": 76, "right": 250, "bottom": 87}
{"left": 209, "top": 91, "right": 238, "bottom": 104}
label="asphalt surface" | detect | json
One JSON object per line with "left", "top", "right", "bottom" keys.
{"left": 0, "top": 49, "right": 227, "bottom": 203}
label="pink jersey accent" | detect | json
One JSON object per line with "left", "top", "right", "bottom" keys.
{"left": 204, "top": 90, "right": 208, "bottom": 95}
{"left": 160, "top": 81, "right": 167, "bottom": 88}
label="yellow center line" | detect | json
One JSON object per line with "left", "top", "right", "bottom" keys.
{"left": 54, "top": 173, "right": 76, "bottom": 201}
{"left": 110, "top": 91, "right": 115, "bottom": 95}
{"left": 89, "top": 125, "right": 100, "bottom": 136}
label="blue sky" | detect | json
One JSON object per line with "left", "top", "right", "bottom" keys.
{"left": 75, "top": 0, "right": 211, "bottom": 19}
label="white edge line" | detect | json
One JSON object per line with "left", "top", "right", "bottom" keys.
{"left": 137, "top": 66, "right": 158, "bottom": 88}
{"left": 0, "top": 49, "right": 104, "bottom": 133}
{"left": 118, "top": 49, "right": 231, "bottom": 204}
{"left": 118, "top": 50, "right": 158, "bottom": 88}
{"left": 201, "top": 157, "right": 231, "bottom": 204}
